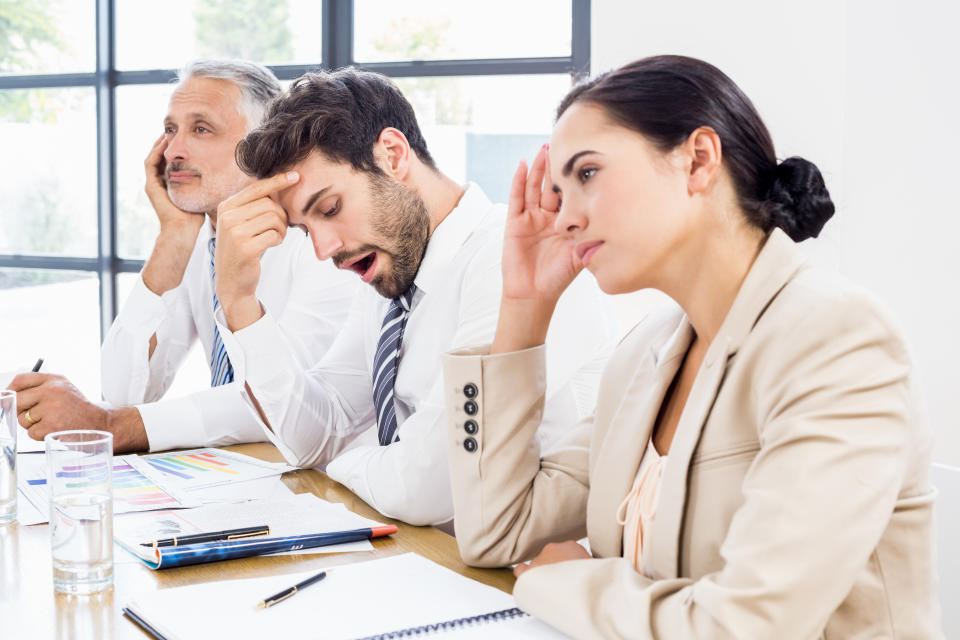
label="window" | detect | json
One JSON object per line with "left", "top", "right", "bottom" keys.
{"left": 0, "top": 0, "right": 590, "bottom": 395}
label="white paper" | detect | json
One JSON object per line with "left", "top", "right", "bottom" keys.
{"left": 125, "top": 553, "right": 569, "bottom": 639}
{"left": 17, "top": 453, "right": 199, "bottom": 525}
{"left": 183, "top": 474, "right": 295, "bottom": 505}
{"left": 115, "top": 493, "right": 384, "bottom": 563}
{"left": 15, "top": 489, "right": 45, "bottom": 525}
{"left": 16, "top": 427, "right": 44, "bottom": 453}
{"left": 127, "top": 448, "right": 294, "bottom": 493}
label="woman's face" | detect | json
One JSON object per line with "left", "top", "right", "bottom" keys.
{"left": 549, "top": 102, "right": 699, "bottom": 295}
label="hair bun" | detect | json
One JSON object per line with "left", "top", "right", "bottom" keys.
{"left": 763, "top": 157, "right": 835, "bottom": 241}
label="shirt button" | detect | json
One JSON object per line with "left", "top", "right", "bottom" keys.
{"left": 464, "top": 400, "right": 478, "bottom": 415}
{"left": 463, "top": 437, "right": 477, "bottom": 453}
{"left": 464, "top": 420, "right": 478, "bottom": 435}
{"left": 463, "top": 383, "right": 478, "bottom": 399}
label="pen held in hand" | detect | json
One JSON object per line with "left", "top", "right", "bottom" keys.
{"left": 31, "top": 358, "right": 44, "bottom": 373}
{"left": 257, "top": 569, "right": 328, "bottom": 609}
{"left": 140, "top": 525, "right": 270, "bottom": 548}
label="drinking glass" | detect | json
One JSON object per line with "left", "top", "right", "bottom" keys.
{"left": 45, "top": 430, "right": 114, "bottom": 594}
{"left": 0, "top": 390, "right": 16, "bottom": 524}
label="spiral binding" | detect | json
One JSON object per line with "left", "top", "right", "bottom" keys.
{"left": 354, "top": 607, "right": 529, "bottom": 639}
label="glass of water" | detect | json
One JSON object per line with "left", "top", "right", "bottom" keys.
{"left": 0, "top": 390, "right": 16, "bottom": 524}
{"left": 45, "top": 430, "right": 114, "bottom": 594}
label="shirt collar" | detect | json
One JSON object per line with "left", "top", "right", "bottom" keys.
{"left": 412, "top": 182, "right": 493, "bottom": 297}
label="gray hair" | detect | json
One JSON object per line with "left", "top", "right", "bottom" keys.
{"left": 176, "top": 59, "right": 282, "bottom": 131}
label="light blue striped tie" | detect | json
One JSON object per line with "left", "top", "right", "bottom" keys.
{"left": 208, "top": 237, "right": 235, "bottom": 387}
{"left": 372, "top": 286, "right": 416, "bottom": 445}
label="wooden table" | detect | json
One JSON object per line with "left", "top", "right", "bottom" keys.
{"left": 0, "top": 443, "right": 515, "bottom": 638}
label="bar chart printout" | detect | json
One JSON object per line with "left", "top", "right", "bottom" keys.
{"left": 127, "top": 448, "right": 293, "bottom": 492}
{"left": 18, "top": 455, "right": 192, "bottom": 515}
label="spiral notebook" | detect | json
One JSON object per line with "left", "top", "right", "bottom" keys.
{"left": 123, "top": 553, "right": 569, "bottom": 639}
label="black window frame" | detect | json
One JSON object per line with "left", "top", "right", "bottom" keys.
{"left": 0, "top": 0, "right": 591, "bottom": 340}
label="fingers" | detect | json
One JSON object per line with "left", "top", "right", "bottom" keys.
{"left": 144, "top": 135, "right": 168, "bottom": 177}
{"left": 539, "top": 147, "right": 560, "bottom": 212}
{"left": 15, "top": 386, "right": 42, "bottom": 416}
{"left": 219, "top": 196, "right": 289, "bottom": 228}
{"left": 227, "top": 213, "right": 287, "bottom": 252}
{"left": 513, "top": 562, "right": 530, "bottom": 577}
{"left": 7, "top": 372, "right": 49, "bottom": 392}
{"left": 144, "top": 133, "right": 165, "bottom": 166}
{"left": 507, "top": 161, "right": 527, "bottom": 218}
{"left": 524, "top": 146, "right": 548, "bottom": 212}
{"left": 218, "top": 171, "right": 300, "bottom": 214}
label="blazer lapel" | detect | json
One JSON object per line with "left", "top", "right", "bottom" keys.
{"left": 647, "top": 334, "right": 731, "bottom": 579}
{"left": 588, "top": 314, "right": 693, "bottom": 558}
{"left": 647, "top": 229, "right": 808, "bottom": 579}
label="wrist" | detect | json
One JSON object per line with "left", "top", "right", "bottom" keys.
{"left": 491, "top": 297, "right": 556, "bottom": 354}
{"left": 105, "top": 407, "right": 149, "bottom": 453}
{"left": 142, "top": 228, "right": 199, "bottom": 295}
{"left": 221, "top": 294, "right": 264, "bottom": 332}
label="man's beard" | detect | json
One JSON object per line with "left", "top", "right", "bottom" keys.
{"left": 365, "top": 173, "right": 430, "bottom": 299}
{"left": 165, "top": 162, "right": 247, "bottom": 216}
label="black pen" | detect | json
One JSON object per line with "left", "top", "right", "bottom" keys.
{"left": 31, "top": 358, "right": 43, "bottom": 372}
{"left": 140, "top": 525, "right": 270, "bottom": 548}
{"left": 257, "top": 569, "right": 328, "bottom": 608}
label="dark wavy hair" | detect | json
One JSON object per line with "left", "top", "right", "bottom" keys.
{"left": 236, "top": 67, "right": 436, "bottom": 178}
{"left": 558, "top": 55, "right": 835, "bottom": 241}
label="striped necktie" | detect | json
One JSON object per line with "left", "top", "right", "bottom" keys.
{"left": 372, "top": 285, "right": 417, "bottom": 445}
{"left": 208, "top": 237, "right": 235, "bottom": 387}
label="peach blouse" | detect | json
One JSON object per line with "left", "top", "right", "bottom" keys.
{"left": 616, "top": 437, "right": 666, "bottom": 576}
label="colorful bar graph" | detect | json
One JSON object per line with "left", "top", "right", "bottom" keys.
{"left": 145, "top": 452, "right": 245, "bottom": 480}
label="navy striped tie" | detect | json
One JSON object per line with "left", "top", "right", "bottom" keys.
{"left": 372, "top": 286, "right": 416, "bottom": 445}
{"left": 208, "top": 237, "right": 235, "bottom": 387}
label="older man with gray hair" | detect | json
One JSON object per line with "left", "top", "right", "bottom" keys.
{"left": 10, "top": 59, "right": 357, "bottom": 452}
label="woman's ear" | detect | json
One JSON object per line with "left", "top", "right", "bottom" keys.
{"left": 685, "top": 126, "right": 723, "bottom": 195}
{"left": 375, "top": 127, "right": 412, "bottom": 180}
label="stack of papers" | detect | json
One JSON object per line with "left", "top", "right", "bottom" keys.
{"left": 115, "top": 493, "right": 386, "bottom": 568}
{"left": 16, "top": 447, "right": 295, "bottom": 525}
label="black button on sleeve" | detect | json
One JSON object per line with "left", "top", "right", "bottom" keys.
{"left": 463, "top": 437, "right": 477, "bottom": 453}
{"left": 463, "top": 383, "right": 478, "bottom": 399}
{"left": 464, "top": 420, "right": 478, "bottom": 435}
{"left": 464, "top": 400, "right": 478, "bottom": 415}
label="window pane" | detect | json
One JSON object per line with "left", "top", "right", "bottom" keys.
{"left": 114, "top": 0, "right": 323, "bottom": 71}
{"left": 116, "top": 84, "right": 174, "bottom": 259}
{"left": 0, "top": 269, "right": 100, "bottom": 398}
{"left": 0, "top": 88, "right": 97, "bottom": 257}
{"left": 354, "top": 1, "right": 572, "bottom": 62}
{"left": 0, "top": 0, "right": 95, "bottom": 75}
{"left": 396, "top": 75, "right": 571, "bottom": 204}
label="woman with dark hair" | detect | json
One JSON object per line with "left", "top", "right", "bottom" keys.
{"left": 442, "top": 55, "right": 941, "bottom": 638}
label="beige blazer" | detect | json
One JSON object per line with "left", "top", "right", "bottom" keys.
{"left": 443, "top": 229, "right": 941, "bottom": 639}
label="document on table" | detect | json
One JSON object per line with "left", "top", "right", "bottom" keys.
{"left": 115, "top": 493, "right": 385, "bottom": 566}
{"left": 126, "top": 448, "right": 294, "bottom": 493}
{"left": 17, "top": 453, "right": 199, "bottom": 523}
{"left": 124, "top": 552, "right": 571, "bottom": 639}
{"left": 16, "top": 427, "right": 44, "bottom": 453}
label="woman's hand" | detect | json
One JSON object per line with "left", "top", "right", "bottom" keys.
{"left": 501, "top": 145, "right": 583, "bottom": 304}
{"left": 491, "top": 145, "right": 584, "bottom": 354}
{"left": 514, "top": 540, "right": 591, "bottom": 578}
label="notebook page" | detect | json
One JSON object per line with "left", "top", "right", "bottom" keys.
{"left": 125, "top": 553, "right": 562, "bottom": 640}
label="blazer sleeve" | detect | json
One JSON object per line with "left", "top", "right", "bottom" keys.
{"left": 443, "top": 344, "right": 591, "bottom": 567}
{"left": 511, "top": 293, "right": 926, "bottom": 639}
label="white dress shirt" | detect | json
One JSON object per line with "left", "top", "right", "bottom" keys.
{"left": 219, "top": 184, "right": 618, "bottom": 525}
{"left": 101, "top": 219, "right": 358, "bottom": 452}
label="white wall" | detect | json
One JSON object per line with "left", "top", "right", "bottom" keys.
{"left": 593, "top": 0, "right": 960, "bottom": 466}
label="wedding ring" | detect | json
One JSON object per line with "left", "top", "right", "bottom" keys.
{"left": 24, "top": 409, "right": 37, "bottom": 425}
